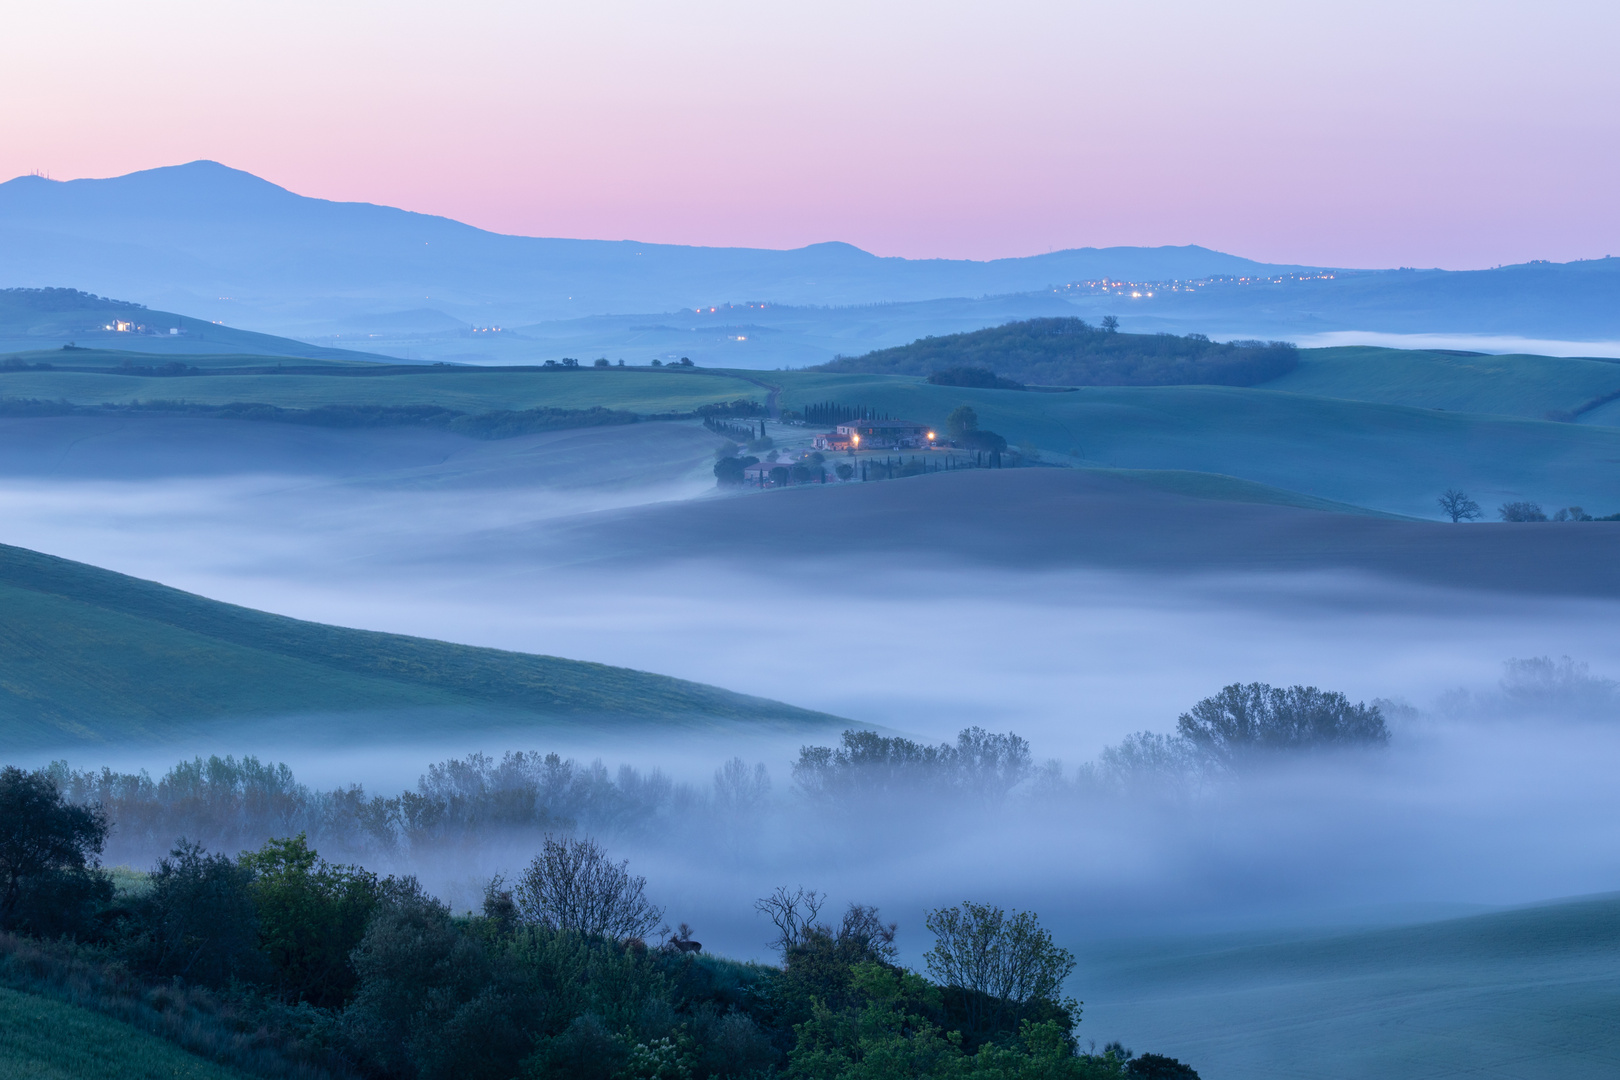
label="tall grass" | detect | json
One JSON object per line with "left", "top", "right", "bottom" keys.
{"left": 0, "top": 935, "right": 345, "bottom": 1080}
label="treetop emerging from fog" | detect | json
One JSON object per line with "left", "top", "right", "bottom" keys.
{"left": 1176, "top": 683, "right": 1389, "bottom": 770}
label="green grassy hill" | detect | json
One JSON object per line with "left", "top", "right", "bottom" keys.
{"left": 1082, "top": 894, "right": 1620, "bottom": 1080}
{"left": 813, "top": 317, "right": 1298, "bottom": 387}
{"left": 1259, "top": 345, "right": 1620, "bottom": 420}
{"left": 9, "top": 342, "right": 1620, "bottom": 518}
{"left": 0, "top": 357, "right": 768, "bottom": 416}
{"left": 0, "top": 542, "right": 839, "bottom": 750}
{"left": 0, "top": 287, "right": 389, "bottom": 363}
{"left": 0, "top": 985, "right": 243, "bottom": 1080}
{"left": 771, "top": 370, "right": 1620, "bottom": 517}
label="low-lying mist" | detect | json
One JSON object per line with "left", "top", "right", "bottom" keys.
{"left": 4, "top": 422, "right": 1620, "bottom": 965}
{"left": 46, "top": 657, "right": 1620, "bottom": 970}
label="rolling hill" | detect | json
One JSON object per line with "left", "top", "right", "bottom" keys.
{"left": 537, "top": 467, "right": 1620, "bottom": 597}
{"left": 0, "top": 354, "right": 769, "bottom": 417}
{"left": 0, "top": 541, "right": 840, "bottom": 751}
{"left": 10, "top": 332, "right": 1620, "bottom": 517}
{"left": 1258, "top": 344, "right": 1620, "bottom": 420}
{"left": 0, "top": 286, "right": 396, "bottom": 362}
{"left": 814, "top": 317, "right": 1299, "bottom": 386}
{"left": 1081, "top": 893, "right": 1620, "bottom": 1080}
{"left": 770, "top": 370, "right": 1620, "bottom": 517}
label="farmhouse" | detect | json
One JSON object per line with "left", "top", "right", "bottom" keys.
{"left": 816, "top": 418, "right": 933, "bottom": 450}
{"left": 811, "top": 431, "right": 854, "bottom": 451}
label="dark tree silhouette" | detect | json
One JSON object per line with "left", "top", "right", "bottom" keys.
{"left": 1176, "top": 683, "right": 1388, "bottom": 769}
{"left": 1499, "top": 501, "right": 1548, "bottom": 522}
{"left": 1438, "top": 488, "right": 1482, "bottom": 522}
{"left": 0, "top": 766, "right": 110, "bottom": 936}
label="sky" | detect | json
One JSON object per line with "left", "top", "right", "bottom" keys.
{"left": 3, "top": 0, "right": 1617, "bottom": 268}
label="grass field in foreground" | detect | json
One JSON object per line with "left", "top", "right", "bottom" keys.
{"left": 0, "top": 541, "right": 838, "bottom": 751}
{"left": 0, "top": 985, "right": 241, "bottom": 1080}
{"left": 1081, "top": 894, "right": 1620, "bottom": 1080}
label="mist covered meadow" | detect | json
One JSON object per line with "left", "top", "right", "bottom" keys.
{"left": 3, "top": 418, "right": 1618, "bottom": 970}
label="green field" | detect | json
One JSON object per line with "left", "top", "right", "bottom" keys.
{"left": 0, "top": 541, "right": 839, "bottom": 750}
{"left": 8, "top": 343, "right": 1620, "bottom": 519}
{"left": 1082, "top": 894, "right": 1620, "bottom": 1080}
{"left": 0, "top": 985, "right": 241, "bottom": 1080}
{"left": 0, "top": 359, "right": 768, "bottom": 415}
{"left": 1260, "top": 345, "right": 1620, "bottom": 420}
{"left": 770, "top": 370, "right": 1620, "bottom": 517}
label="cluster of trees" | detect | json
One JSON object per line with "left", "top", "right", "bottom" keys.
{"left": 52, "top": 683, "right": 1391, "bottom": 879}
{"left": 0, "top": 765, "right": 1199, "bottom": 1080}
{"left": 705, "top": 416, "right": 758, "bottom": 441}
{"left": 795, "top": 403, "right": 888, "bottom": 426}
{"left": 794, "top": 728, "right": 1034, "bottom": 807}
{"left": 927, "top": 367, "right": 1026, "bottom": 391}
{"left": 1439, "top": 489, "right": 1620, "bottom": 523}
{"left": 1077, "top": 683, "right": 1389, "bottom": 797}
{"left": 816, "top": 319, "right": 1299, "bottom": 388}
{"left": 48, "top": 751, "right": 698, "bottom": 868}
{"left": 944, "top": 405, "right": 1008, "bottom": 454}
{"left": 696, "top": 400, "right": 767, "bottom": 419}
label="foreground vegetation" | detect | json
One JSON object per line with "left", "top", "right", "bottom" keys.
{"left": 0, "top": 766, "right": 1203, "bottom": 1080}
{"left": 1, "top": 681, "right": 1397, "bottom": 1077}
{"left": 0, "top": 982, "right": 244, "bottom": 1079}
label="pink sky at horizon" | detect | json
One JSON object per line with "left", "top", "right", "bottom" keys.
{"left": 4, "top": 0, "right": 1616, "bottom": 270}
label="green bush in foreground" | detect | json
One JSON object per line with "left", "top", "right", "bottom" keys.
{"left": 0, "top": 766, "right": 1206, "bottom": 1080}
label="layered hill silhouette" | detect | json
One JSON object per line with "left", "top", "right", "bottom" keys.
{"left": 0, "top": 161, "right": 1282, "bottom": 333}
{"left": 3, "top": 162, "right": 1618, "bottom": 352}
{"left": 0, "top": 542, "right": 840, "bottom": 749}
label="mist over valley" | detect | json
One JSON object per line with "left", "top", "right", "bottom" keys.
{"left": 2, "top": 89, "right": 1619, "bottom": 1079}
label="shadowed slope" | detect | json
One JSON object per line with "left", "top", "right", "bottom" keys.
{"left": 0, "top": 542, "right": 841, "bottom": 748}
{"left": 1083, "top": 893, "right": 1620, "bottom": 1080}
{"left": 538, "top": 468, "right": 1620, "bottom": 597}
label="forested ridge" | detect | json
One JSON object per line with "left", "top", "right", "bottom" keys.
{"left": 815, "top": 318, "right": 1298, "bottom": 387}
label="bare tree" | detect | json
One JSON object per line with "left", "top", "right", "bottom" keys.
{"left": 513, "top": 835, "right": 662, "bottom": 940}
{"left": 924, "top": 901, "right": 1075, "bottom": 1035}
{"left": 713, "top": 758, "right": 771, "bottom": 816}
{"left": 1437, "top": 488, "right": 1481, "bottom": 522}
{"left": 837, "top": 903, "right": 898, "bottom": 964}
{"left": 753, "top": 885, "right": 825, "bottom": 955}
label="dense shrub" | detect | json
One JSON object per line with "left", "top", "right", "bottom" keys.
{"left": 239, "top": 835, "right": 386, "bottom": 1008}
{"left": 1498, "top": 501, "right": 1548, "bottom": 522}
{"left": 0, "top": 766, "right": 111, "bottom": 939}
{"left": 127, "top": 841, "right": 265, "bottom": 988}
{"left": 927, "top": 366, "right": 1025, "bottom": 390}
